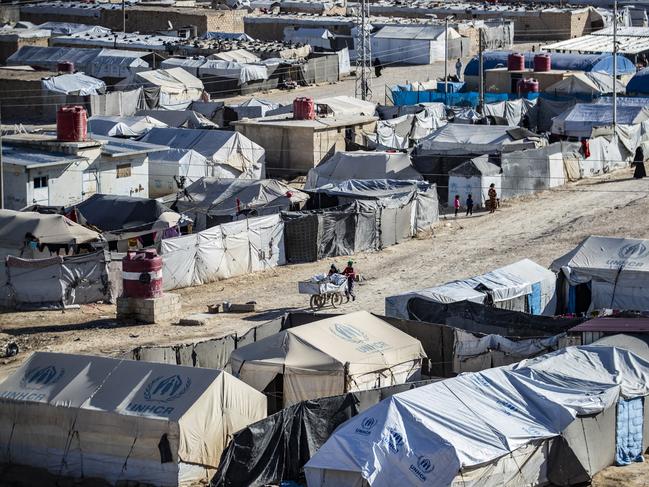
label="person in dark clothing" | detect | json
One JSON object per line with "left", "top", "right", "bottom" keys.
{"left": 488, "top": 183, "right": 497, "bottom": 213}
{"left": 342, "top": 260, "right": 356, "bottom": 301}
{"left": 465, "top": 194, "right": 474, "bottom": 216}
{"left": 374, "top": 58, "right": 383, "bottom": 78}
{"left": 328, "top": 264, "right": 340, "bottom": 276}
{"left": 633, "top": 148, "right": 646, "bottom": 179}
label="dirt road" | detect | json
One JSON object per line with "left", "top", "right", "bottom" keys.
{"left": 1, "top": 167, "right": 648, "bottom": 381}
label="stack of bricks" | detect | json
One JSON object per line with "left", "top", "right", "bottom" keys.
{"left": 116, "top": 293, "right": 182, "bottom": 324}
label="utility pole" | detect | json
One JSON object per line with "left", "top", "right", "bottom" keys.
{"left": 444, "top": 16, "right": 449, "bottom": 105}
{"left": 122, "top": 0, "right": 126, "bottom": 33}
{"left": 354, "top": 0, "right": 372, "bottom": 101}
{"left": 613, "top": 0, "right": 618, "bottom": 137}
{"left": 0, "top": 103, "right": 4, "bottom": 210}
{"left": 478, "top": 28, "right": 484, "bottom": 113}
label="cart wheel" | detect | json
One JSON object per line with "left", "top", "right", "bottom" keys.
{"left": 310, "top": 295, "right": 321, "bottom": 310}
{"left": 331, "top": 293, "right": 343, "bottom": 308}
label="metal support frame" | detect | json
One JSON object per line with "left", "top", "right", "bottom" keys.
{"left": 354, "top": 0, "right": 372, "bottom": 101}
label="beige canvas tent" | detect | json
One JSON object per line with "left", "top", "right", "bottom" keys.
{"left": 229, "top": 311, "right": 427, "bottom": 408}
{"left": 0, "top": 352, "right": 266, "bottom": 486}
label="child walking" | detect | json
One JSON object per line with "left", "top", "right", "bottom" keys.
{"left": 465, "top": 194, "right": 474, "bottom": 216}
{"left": 453, "top": 194, "right": 460, "bottom": 217}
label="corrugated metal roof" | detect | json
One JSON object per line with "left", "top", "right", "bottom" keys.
{"left": 544, "top": 33, "right": 649, "bottom": 55}
{"left": 570, "top": 317, "right": 649, "bottom": 333}
{"left": 2, "top": 146, "right": 85, "bottom": 169}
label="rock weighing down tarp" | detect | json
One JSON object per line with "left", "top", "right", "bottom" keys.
{"left": 0, "top": 352, "right": 267, "bottom": 486}
{"left": 385, "top": 258, "right": 557, "bottom": 319}
{"left": 304, "top": 345, "right": 649, "bottom": 487}
{"left": 551, "top": 235, "right": 649, "bottom": 313}
{"left": 160, "top": 213, "right": 285, "bottom": 290}
{"left": 229, "top": 311, "right": 427, "bottom": 408}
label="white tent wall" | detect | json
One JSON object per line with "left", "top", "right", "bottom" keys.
{"left": 0, "top": 352, "right": 267, "bottom": 487}
{"left": 501, "top": 144, "right": 565, "bottom": 199}
{"left": 447, "top": 174, "right": 501, "bottom": 209}
{"left": 149, "top": 149, "right": 210, "bottom": 199}
{"left": 371, "top": 37, "right": 434, "bottom": 65}
{"left": 160, "top": 214, "right": 285, "bottom": 291}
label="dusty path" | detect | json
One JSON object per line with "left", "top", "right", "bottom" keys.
{"left": 1, "top": 167, "right": 648, "bottom": 381}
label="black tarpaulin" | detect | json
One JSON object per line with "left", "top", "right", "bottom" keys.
{"left": 74, "top": 194, "right": 171, "bottom": 233}
{"left": 407, "top": 298, "right": 584, "bottom": 337}
{"left": 212, "top": 394, "right": 359, "bottom": 487}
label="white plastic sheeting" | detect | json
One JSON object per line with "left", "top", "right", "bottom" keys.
{"left": 284, "top": 27, "right": 334, "bottom": 50}
{"left": 0, "top": 352, "right": 267, "bottom": 487}
{"left": 304, "top": 345, "right": 649, "bottom": 487}
{"left": 447, "top": 155, "right": 501, "bottom": 208}
{"left": 148, "top": 149, "right": 210, "bottom": 198}
{"left": 483, "top": 98, "right": 537, "bottom": 126}
{"left": 551, "top": 235, "right": 649, "bottom": 312}
{"left": 88, "top": 115, "right": 167, "bottom": 137}
{"left": 140, "top": 127, "right": 265, "bottom": 179}
{"left": 126, "top": 67, "right": 204, "bottom": 110}
{"left": 199, "top": 60, "right": 268, "bottom": 85}
{"left": 371, "top": 26, "right": 461, "bottom": 65}
{"left": 317, "top": 96, "right": 377, "bottom": 117}
{"left": 160, "top": 214, "right": 285, "bottom": 290}
{"left": 551, "top": 103, "right": 649, "bottom": 139}
{"left": 385, "top": 259, "right": 557, "bottom": 319}
{"left": 41, "top": 73, "right": 105, "bottom": 95}
{"left": 305, "top": 151, "right": 422, "bottom": 189}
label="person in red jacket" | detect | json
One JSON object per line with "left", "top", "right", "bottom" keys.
{"left": 342, "top": 260, "right": 356, "bottom": 301}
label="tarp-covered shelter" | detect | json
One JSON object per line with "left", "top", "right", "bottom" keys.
{"left": 284, "top": 27, "right": 334, "bottom": 50}
{"left": 160, "top": 214, "right": 285, "bottom": 290}
{"left": 88, "top": 115, "right": 167, "bottom": 137}
{"left": 41, "top": 72, "right": 105, "bottom": 95}
{"left": 627, "top": 66, "right": 649, "bottom": 95}
{"left": 0, "top": 352, "right": 267, "bottom": 486}
{"left": 371, "top": 25, "right": 466, "bottom": 65}
{"left": 283, "top": 180, "right": 438, "bottom": 262}
{"left": 230, "top": 311, "right": 427, "bottom": 408}
{"left": 316, "top": 96, "right": 377, "bottom": 117}
{"left": 0, "top": 209, "right": 99, "bottom": 248}
{"left": 140, "top": 127, "right": 265, "bottom": 179}
{"left": 386, "top": 258, "right": 557, "bottom": 320}
{"left": 544, "top": 72, "right": 623, "bottom": 97}
{"left": 171, "top": 178, "right": 308, "bottom": 229}
{"left": 199, "top": 59, "right": 268, "bottom": 86}
{"left": 551, "top": 235, "right": 649, "bottom": 314}
{"left": 7, "top": 46, "right": 151, "bottom": 79}
{"left": 121, "top": 67, "right": 204, "bottom": 110}
{"left": 500, "top": 143, "right": 567, "bottom": 199}
{"left": 148, "top": 149, "right": 210, "bottom": 199}
{"left": 304, "top": 151, "right": 422, "bottom": 190}
{"left": 305, "top": 345, "right": 649, "bottom": 487}
{"left": 135, "top": 109, "right": 218, "bottom": 129}
{"left": 551, "top": 103, "right": 649, "bottom": 139}
{"left": 226, "top": 98, "right": 280, "bottom": 120}
{"left": 447, "top": 155, "right": 501, "bottom": 209}
{"left": 464, "top": 51, "right": 637, "bottom": 77}
{"left": 73, "top": 194, "right": 179, "bottom": 243}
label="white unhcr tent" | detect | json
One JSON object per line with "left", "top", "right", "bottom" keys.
{"left": 304, "top": 151, "right": 423, "bottom": 189}
{"left": 229, "top": 311, "right": 427, "bottom": 408}
{"left": 88, "top": 115, "right": 167, "bottom": 137}
{"left": 371, "top": 25, "right": 464, "bottom": 65}
{"left": 385, "top": 259, "right": 557, "bottom": 319}
{"left": 140, "top": 127, "right": 265, "bottom": 179}
{"left": 551, "top": 103, "right": 649, "bottom": 138}
{"left": 0, "top": 352, "right": 267, "bottom": 486}
{"left": 551, "top": 235, "right": 649, "bottom": 313}
{"left": 304, "top": 345, "right": 649, "bottom": 487}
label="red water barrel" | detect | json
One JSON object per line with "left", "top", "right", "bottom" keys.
{"left": 293, "top": 97, "right": 315, "bottom": 120}
{"left": 533, "top": 54, "right": 551, "bottom": 72}
{"left": 56, "top": 105, "right": 87, "bottom": 142}
{"left": 57, "top": 61, "right": 74, "bottom": 73}
{"left": 122, "top": 249, "right": 163, "bottom": 299}
{"left": 517, "top": 78, "right": 540, "bottom": 95}
{"left": 507, "top": 52, "right": 525, "bottom": 71}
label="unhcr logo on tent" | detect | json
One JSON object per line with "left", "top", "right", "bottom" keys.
{"left": 330, "top": 323, "right": 368, "bottom": 344}
{"left": 618, "top": 243, "right": 648, "bottom": 259}
{"left": 384, "top": 427, "right": 404, "bottom": 454}
{"left": 144, "top": 375, "right": 191, "bottom": 403}
{"left": 355, "top": 416, "right": 377, "bottom": 436}
{"left": 409, "top": 456, "right": 434, "bottom": 482}
{"left": 20, "top": 365, "right": 65, "bottom": 390}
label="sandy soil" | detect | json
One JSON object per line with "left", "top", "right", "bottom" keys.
{"left": 1, "top": 167, "right": 649, "bottom": 380}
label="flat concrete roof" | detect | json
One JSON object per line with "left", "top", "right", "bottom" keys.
{"left": 233, "top": 114, "right": 377, "bottom": 129}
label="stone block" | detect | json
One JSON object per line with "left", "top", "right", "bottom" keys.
{"left": 178, "top": 313, "right": 220, "bottom": 327}
{"left": 116, "top": 293, "right": 181, "bottom": 324}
